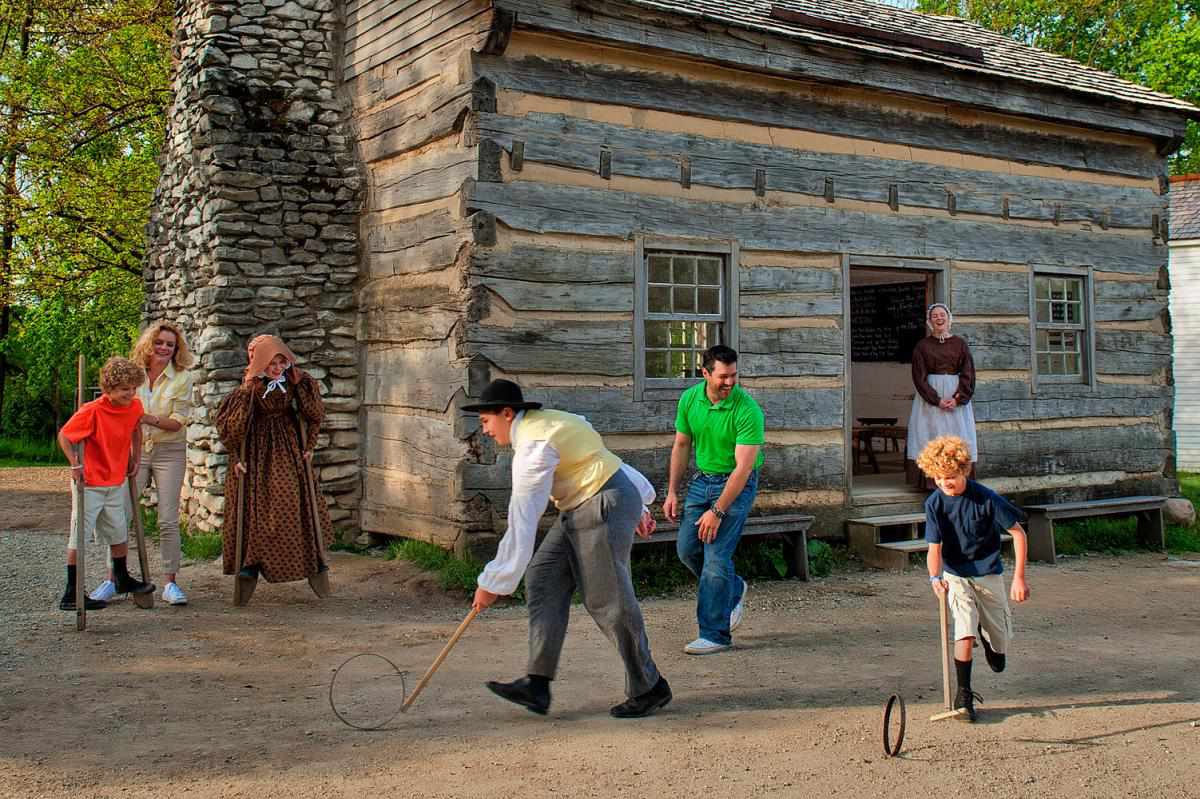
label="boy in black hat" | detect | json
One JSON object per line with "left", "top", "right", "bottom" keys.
{"left": 466, "top": 379, "right": 671, "bottom": 718}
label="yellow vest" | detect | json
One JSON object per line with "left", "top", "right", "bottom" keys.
{"left": 512, "top": 409, "right": 621, "bottom": 511}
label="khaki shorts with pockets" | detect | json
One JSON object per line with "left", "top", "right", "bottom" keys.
{"left": 68, "top": 484, "right": 129, "bottom": 549}
{"left": 945, "top": 573, "right": 1012, "bottom": 654}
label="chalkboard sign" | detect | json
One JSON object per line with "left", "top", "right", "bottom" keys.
{"left": 851, "top": 282, "right": 927, "bottom": 362}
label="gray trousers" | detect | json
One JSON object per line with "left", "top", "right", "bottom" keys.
{"left": 526, "top": 469, "right": 661, "bottom": 698}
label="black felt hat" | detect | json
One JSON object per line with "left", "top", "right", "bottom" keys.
{"left": 461, "top": 379, "right": 543, "bottom": 413}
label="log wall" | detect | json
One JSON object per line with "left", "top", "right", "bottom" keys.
{"left": 343, "top": 2, "right": 1180, "bottom": 545}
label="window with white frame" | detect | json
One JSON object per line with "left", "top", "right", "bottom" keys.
{"left": 1033, "top": 272, "right": 1090, "bottom": 382}
{"left": 635, "top": 243, "right": 737, "bottom": 395}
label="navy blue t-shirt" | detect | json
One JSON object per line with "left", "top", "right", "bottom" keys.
{"left": 924, "top": 481, "right": 1024, "bottom": 577}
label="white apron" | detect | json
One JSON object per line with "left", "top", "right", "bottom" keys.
{"left": 906, "top": 373, "right": 978, "bottom": 462}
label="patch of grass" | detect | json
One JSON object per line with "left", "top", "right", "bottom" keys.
{"left": 386, "top": 538, "right": 485, "bottom": 592}
{"left": 182, "top": 531, "right": 223, "bottom": 561}
{"left": 138, "top": 505, "right": 222, "bottom": 561}
{"left": 0, "top": 436, "right": 67, "bottom": 467}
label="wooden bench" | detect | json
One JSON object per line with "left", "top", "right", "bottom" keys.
{"left": 1022, "top": 495, "right": 1167, "bottom": 565}
{"left": 636, "top": 513, "right": 816, "bottom": 580}
{"left": 847, "top": 512, "right": 1013, "bottom": 570}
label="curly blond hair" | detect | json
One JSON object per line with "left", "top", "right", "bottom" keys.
{"left": 129, "top": 321, "right": 194, "bottom": 370}
{"left": 99, "top": 357, "right": 146, "bottom": 392}
{"left": 915, "top": 435, "right": 973, "bottom": 479}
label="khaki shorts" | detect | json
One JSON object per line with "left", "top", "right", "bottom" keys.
{"left": 946, "top": 573, "right": 1012, "bottom": 654}
{"left": 68, "top": 484, "right": 129, "bottom": 550}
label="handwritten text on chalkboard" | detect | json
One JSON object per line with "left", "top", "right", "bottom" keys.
{"left": 851, "top": 283, "right": 927, "bottom": 362}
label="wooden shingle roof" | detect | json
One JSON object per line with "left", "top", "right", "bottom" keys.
{"left": 1172, "top": 177, "right": 1200, "bottom": 241}
{"left": 625, "top": 0, "right": 1199, "bottom": 117}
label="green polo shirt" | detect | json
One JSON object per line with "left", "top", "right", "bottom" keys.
{"left": 674, "top": 382, "right": 765, "bottom": 474}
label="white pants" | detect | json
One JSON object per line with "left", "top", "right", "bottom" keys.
{"left": 128, "top": 441, "right": 187, "bottom": 574}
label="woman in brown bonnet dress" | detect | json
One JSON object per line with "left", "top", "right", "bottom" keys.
{"left": 215, "top": 335, "right": 333, "bottom": 603}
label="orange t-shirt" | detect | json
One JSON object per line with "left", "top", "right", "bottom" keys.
{"left": 60, "top": 396, "right": 144, "bottom": 487}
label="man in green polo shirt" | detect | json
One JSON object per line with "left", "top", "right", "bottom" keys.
{"left": 663, "top": 344, "right": 764, "bottom": 654}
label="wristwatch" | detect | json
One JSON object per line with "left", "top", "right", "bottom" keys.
{"left": 712, "top": 506, "right": 727, "bottom": 520}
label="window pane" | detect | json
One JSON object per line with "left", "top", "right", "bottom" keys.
{"left": 673, "top": 257, "right": 696, "bottom": 285}
{"left": 648, "top": 255, "right": 671, "bottom": 284}
{"left": 674, "top": 286, "right": 695, "bottom": 313}
{"left": 1065, "top": 279, "right": 1081, "bottom": 302}
{"left": 697, "top": 258, "right": 721, "bottom": 286}
{"left": 645, "top": 350, "right": 669, "bottom": 378}
{"left": 698, "top": 287, "right": 720, "bottom": 314}
{"left": 692, "top": 350, "right": 703, "bottom": 377}
{"left": 1038, "top": 353, "right": 1052, "bottom": 373}
{"left": 1064, "top": 353, "right": 1080, "bottom": 375}
{"left": 1036, "top": 301, "right": 1050, "bottom": 323}
{"left": 645, "top": 321, "right": 670, "bottom": 348}
{"left": 1037, "top": 330, "right": 1048, "bottom": 350}
{"left": 670, "top": 350, "right": 690, "bottom": 378}
{"left": 1061, "top": 331, "right": 1078, "bottom": 352}
{"left": 649, "top": 286, "right": 671, "bottom": 313}
{"left": 1051, "top": 354, "right": 1065, "bottom": 374}
{"left": 669, "top": 322, "right": 689, "bottom": 347}
{"left": 705, "top": 323, "right": 721, "bottom": 346}
{"left": 1035, "top": 277, "right": 1050, "bottom": 300}
{"left": 1051, "top": 279, "right": 1066, "bottom": 300}
{"left": 1066, "top": 302, "right": 1080, "bottom": 325}
{"left": 1050, "top": 302, "right": 1066, "bottom": 323}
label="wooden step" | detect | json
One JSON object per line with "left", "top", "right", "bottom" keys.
{"left": 850, "top": 512, "right": 926, "bottom": 527}
{"left": 872, "top": 534, "right": 1015, "bottom": 568}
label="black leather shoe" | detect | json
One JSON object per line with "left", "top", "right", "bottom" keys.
{"left": 486, "top": 676, "right": 550, "bottom": 715}
{"left": 954, "top": 686, "right": 983, "bottom": 723}
{"left": 610, "top": 677, "right": 672, "bottom": 718}
{"left": 978, "top": 625, "right": 1006, "bottom": 673}
{"left": 115, "top": 575, "right": 155, "bottom": 595}
{"left": 60, "top": 594, "right": 107, "bottom": 611}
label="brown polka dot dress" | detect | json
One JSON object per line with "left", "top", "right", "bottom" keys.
{"left": 216, "top": 373, "right": 334, "bottom": 583}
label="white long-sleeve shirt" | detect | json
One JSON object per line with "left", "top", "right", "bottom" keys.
{"left": 476, "top": 412, "right": 655, "bottom": 596}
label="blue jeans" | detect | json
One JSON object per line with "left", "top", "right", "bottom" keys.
{"left": 676, "top": 470, "right": 759, "bottom": 645}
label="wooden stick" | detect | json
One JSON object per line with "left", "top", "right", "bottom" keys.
{"left": 126, "top": 475, "right": 155, "bottom": 609}
{"left": 929, "top": 589, "right": 967, "bottom": 721}
{"left": 939, "top": 590, "right": 952, "bottom": 710}
{"left": 294, "top": 390, "right": 330, "bottom": 598}
{"left": 74, "top": 355, "right": 86, "bottom": 632}
{"left": 401, "top": 607, "right": 480, "bottom": 712}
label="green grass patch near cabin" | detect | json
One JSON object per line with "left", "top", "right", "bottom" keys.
{"left": 0, "top": 436, "right": 68, "bottom": 467}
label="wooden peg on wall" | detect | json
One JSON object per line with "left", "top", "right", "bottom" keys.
{"left": 755, "top": 168, "right": 767, "bottom": 197}
{"left": 888, "top": 184, "right": 898, "bottom": 211}
{"left": 1053, "top": 204, "right": 1062, "bottom": 226}
{"left": 824, "top": 176, "right": 834, "bottom": 203}
{"left": 510, "top": 140, "right": 524, "bottom": 172}
{"left": 946, "top": 191, "right": 956, "bottom": 215}
{"left": 599, "top": 149, "right": 612, "bottom": 180}
{"left": 1001, "top": 197, "right": 1010, "bottom": 219}
{"left": 680, "top": 158, "right": 691, "bottom": 189}
{"left": 1099, "top": 209, "right": 1110, "bottom": 230}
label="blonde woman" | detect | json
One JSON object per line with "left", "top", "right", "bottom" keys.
{"left": 91, "top": 321, "right": 195, "bottom": 606}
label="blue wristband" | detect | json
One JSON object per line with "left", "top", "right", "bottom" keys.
{"left": 929, "top": 575, "right": 942, "bottom": 583}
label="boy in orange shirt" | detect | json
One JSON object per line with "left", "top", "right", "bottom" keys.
{"left": 56, "top": 357, "right": 155, "bottom": 611}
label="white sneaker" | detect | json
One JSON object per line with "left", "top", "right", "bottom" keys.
{"left": 162, "top": 582, "right": 188, "bottom": 606}
{"left": 730, "top": 578, "right": 748, "bottom": 632}
{"left": 684, "top": 637, "right": 731, "bottom": 655}
{"left": 88, "top": 580, "right": 117, "bottom": 602}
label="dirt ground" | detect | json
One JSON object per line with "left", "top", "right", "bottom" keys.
{"left": 1, "top": 467, "right": 1198, "bottom": 799}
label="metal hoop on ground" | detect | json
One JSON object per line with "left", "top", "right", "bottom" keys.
{"left": 883, "top": 693, "right": 907, "bottom": 757}
{"left": 328, "top": 652, "right": 409, "bottom": 731}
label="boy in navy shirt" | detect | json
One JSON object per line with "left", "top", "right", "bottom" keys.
{"left": 919, "top": 435, "right": 1031, "bottom": 722}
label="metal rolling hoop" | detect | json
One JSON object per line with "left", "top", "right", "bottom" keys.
{"left": 883, "top": 693, "right": 907, "bottom": 758}
{"left": 328, "top": 652, "right": 409, "bottom": 731}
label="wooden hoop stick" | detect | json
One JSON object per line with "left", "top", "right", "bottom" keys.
{"left": 930, "top": 589, "right": 966, "bottom": 721}
{"left": 401, "top": 607, "right": 480, "bottom": 712}
{"left": 74, "top": 355, "right": 86, "bottom": 631}
{"left": 126, "top": 476, "right": 155, "bottom": 608}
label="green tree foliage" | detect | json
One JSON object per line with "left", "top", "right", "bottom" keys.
{"left": 0, "top": 0, "right": 170, "bottom": 435}
{"left": 916, "top": 1, "right": 1200, "bottom": 173}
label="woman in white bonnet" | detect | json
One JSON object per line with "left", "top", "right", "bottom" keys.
{"left": 906, "top": 303, "right": 978, "bottom": 489}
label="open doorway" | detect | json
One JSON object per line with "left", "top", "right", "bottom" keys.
{"left": 848, "top": 266, "right": 938, "bottom": 499}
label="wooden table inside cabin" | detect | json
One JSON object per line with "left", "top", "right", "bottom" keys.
{"left": 852, "top": 425, "right": 907, "bottom": 474}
